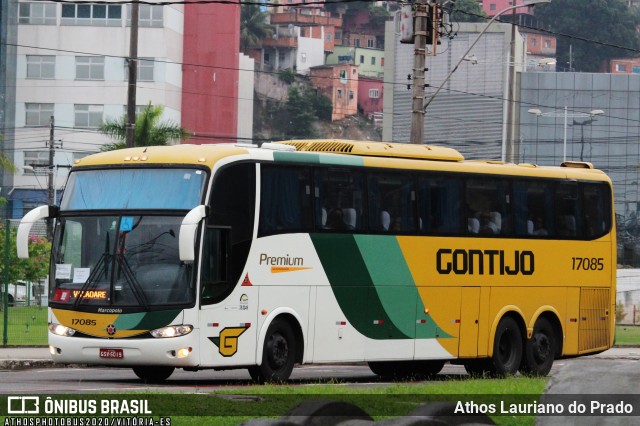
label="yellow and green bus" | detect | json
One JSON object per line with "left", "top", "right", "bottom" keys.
{"left": 17, "top": 140, "right": 615, "bottom": 382}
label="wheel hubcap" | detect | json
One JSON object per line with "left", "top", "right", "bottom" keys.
{"left": 533, "top": 333, "right": 551, "bottom": 364}
{"left": 268, "top": 333, "right": 288, "bottom": 369}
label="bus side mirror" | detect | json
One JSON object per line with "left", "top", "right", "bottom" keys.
{"left": 179, "top": 205, "right": 207, "bottom": 262}
{"left": 17, "top": 205, "right": 58, "bottom": 259}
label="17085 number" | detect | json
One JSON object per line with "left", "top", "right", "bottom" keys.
{"left": 572, "top": 257, "right": 604, "bottom": 271}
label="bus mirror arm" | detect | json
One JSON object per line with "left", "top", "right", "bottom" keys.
{"left": 17, "top": 205, "right": 59, "bottom": 259}
{"left": 179, "top": 205, "right": 207, "bottom": 263}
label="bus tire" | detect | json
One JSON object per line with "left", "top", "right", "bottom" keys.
{"left": 463, "top": 359, "right": 492, "bottom": 377}
{"left": 249, "top": 318, "right": 296, "bottom": 383}
{"left": 520, "top": 317, "right": 555, "bottom": 376}
{"left": 368, "top": 360, "right": 444, "bottom": 379}
{"left": 132, "top": 366, "right": 174, "bottom": 383}
{"left": 415, "top": 360, "right": 445, "bottom": 378}
{"left": 489, "top": 316, "right": 522, "bottom": 377}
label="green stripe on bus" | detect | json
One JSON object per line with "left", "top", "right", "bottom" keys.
{"left": 311, "top": 234, "right": 410, "bottom": 340}
{"left": 273, "top": 151, "right": 364, "bottom": 166}
{"left": 114, "top": 309, "right": 182, "bottom": 331}
{"left": 353, "top": 235, "right": 417, "bottom": 338}
{"left": 352, "top": 235, "right": 450, "bottom": 339}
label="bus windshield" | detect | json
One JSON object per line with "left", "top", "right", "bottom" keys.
{"left": 51, "top": 215, "right": 194, "bottom": 309}
{"left": 61, "top": 168, "right": 206, "bottom": 211}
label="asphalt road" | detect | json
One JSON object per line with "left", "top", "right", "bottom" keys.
{"left": 1, "top": 349, "right": 639, "bottom": 425}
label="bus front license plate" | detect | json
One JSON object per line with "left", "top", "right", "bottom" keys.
{"left": 99, "top": 348, "right": 124, "bottom": 359}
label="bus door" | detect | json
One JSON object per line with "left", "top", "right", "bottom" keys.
{"left": 198, "top": 163, "right": 257, "bottom": 368}
{"left": 197, "top": 226, "right": 259, "bottom": 367}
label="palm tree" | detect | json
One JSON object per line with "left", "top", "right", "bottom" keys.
{"left": 240, "top": 3, "right": 274, "bottom": 53}
{"left": 99, "top": 103, "right": 190, "bottom": 151}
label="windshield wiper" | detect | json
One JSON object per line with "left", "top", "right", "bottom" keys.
{"left": 73, "top": 233, "right": 110, "bottom": 309}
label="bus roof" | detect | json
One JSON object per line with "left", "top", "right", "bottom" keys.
{"left": 276, "top": 139, "right": 465, "bottom": 162}
{"left": 72, "top": 140, "right": 610, "bottom": 183}
{"left": 72, "top": 144, "right": 250, "bottom": 170}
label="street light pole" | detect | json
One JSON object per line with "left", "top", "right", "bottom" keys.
{"left": 563, "top": 106, "right": 568, "bottom": 162}
{"left": 528, "top": 107, "right": 604, "bottom": 163}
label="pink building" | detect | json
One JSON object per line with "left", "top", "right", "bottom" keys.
{"left": 181, "top": 2, "right": 240, "bottom": 143}
{"left": 358, "top": 77, "right": 383, "bottom": 116}
{"left": 310, "top": 64, "right": 358, "bottom": 121}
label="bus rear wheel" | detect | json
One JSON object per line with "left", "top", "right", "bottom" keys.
{"left": 249, "top": 318, "right": 296, "bottom": 383}
{"left": 520, "top": 317, "right": 555, "bottom": 376}
{"left": 463, "top": 359, "right": 493, "bottom": 377}
{"left": 489, "top": 316, "right": 523, "bottom": 377}
{"left": 132, "top": 366, "right": 175, "bottom": 383}
{"left": 368, "top": 360, "right": 444, "bottom": 379}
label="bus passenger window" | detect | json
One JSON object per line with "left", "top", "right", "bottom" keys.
{"left": 418, "top": 177, "right": 462, "bottom": 235}
{"left": 582, "top": 183, "right": 611, "bottom": 239}
{"left": 259, "top": 165, "right": 312, "bottom": 235}
{"left": 315, "top": 168, "right": 364, "bottom": 232}
{"left": 555, "top": 183, "right": 579, "bottom": 237}
{"left": 465, "top": 178, "right": 509, "bottom": 236}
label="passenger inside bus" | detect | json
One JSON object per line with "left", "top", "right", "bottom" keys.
{"left": 325, "top": 208, "right": 347, "bottom": 230}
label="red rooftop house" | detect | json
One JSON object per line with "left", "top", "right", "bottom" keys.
{"left": 310, "top": 64, "right": 358, "bottom": 121}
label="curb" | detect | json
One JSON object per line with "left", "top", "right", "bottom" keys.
{"left": 0, "top": 359, "right": 55, "bottom": 370}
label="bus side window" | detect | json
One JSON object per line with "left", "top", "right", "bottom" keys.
{"left": 315, "top": 168, "right": 364, "bottom": 232}
{"left": 367, "top": 172, "right": 416, "bottom": 233}
{"left": 465, "top": 178, "right": 509, "bottom": 236}
{"left": 259, "top": 164, "right": 312, "bottom": 236}
{"left": 555, "top": 183, "right": 579, "bottom": 237}
{"left": 582, "top": 182, "right": 611, "bottom": 239}
{"left": 418, "top": 176, "right": 462, "bottom": 235}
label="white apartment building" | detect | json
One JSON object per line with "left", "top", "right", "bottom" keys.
{"left": 7, "top": 1, "right": 253, "bottom": 218}
{"left": 11, "top": 2, "right": 184, "bottom": 216}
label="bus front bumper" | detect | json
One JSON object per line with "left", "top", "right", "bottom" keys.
{"left": 48, "top": 331, "right": 200, "bottom": 367}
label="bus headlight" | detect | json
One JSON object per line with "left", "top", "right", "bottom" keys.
{"left": 49, "top": 323, "right": 76, "bottom": 337}
{"left": 150, "top": 325, "right": 193, "bottom": 338}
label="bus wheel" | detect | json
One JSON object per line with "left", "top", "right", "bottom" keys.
{"left": 463, "top": 359, "right": 492, "bottom": 377}
{"left": 368, "top": 361, "right": 399, "bottom": 378}
{"left": 368, "top": 361, "right": 443, "bottom": 379}
{"left": 249, "top": 318, "right": 296, "bottom": 383}
{"left": 520, "top": 317, "right": 555, "bottom": 376}
{"left": 132, "top": 366, "right": 174, "bottom": 383}
{"left": 415, "top": 360, "right": 445, "bottom": 378}
{"left": 490, "top": 316, "right": 523, "bottom": 377}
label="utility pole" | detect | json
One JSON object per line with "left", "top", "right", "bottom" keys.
{"left": 505, "top": 7, "right": 517, "bottom": 163}
{"left": 126, "top": 2, "right": 139, "bottom": 148}
{"left": 47, "top": 115, "right": 55, "bottom": 240}
{"left": 409, "top": 0, "right": 429, "bottom": 144}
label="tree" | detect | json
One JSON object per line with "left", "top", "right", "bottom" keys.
{"left": 99, "top": 103, "right": 190, "bottom": 151}
{"left": 536, "top": 0, "right": 640, "bottom": 72}
{"left": 450, "top": 0, "right": 488, "bottom": 23}
{"left": 283, "top": 87, "right": 317, "bottom": 138}
{"left": 240, "top": 3, "right": 274, "bottom": 52}
{"left": 0, "top": 226, "right": 50, "bottom": 287}
{"left": 309, "top": 92, "right": 333, "bottom": 122}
